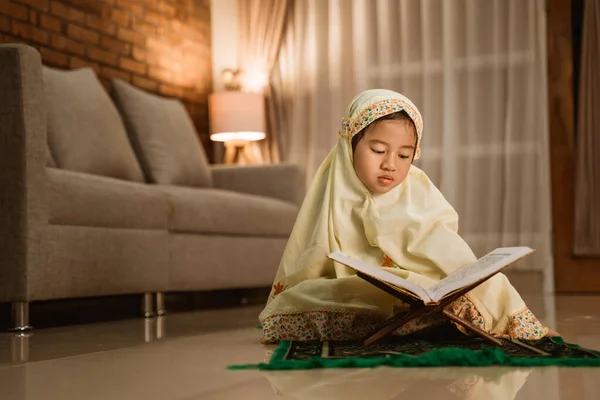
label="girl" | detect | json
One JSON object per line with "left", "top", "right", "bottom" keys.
{"left": 259, "top": 89, "right": 557, "bottom": 342}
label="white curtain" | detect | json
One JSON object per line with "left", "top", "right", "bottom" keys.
{"left": 273, "top": 0, "right": 553, "bottom": 285}
{"left": 238, "top": 0, "right": 293, "bottom": 163}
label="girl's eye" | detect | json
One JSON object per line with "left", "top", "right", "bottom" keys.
{"left": 371, "top": 149, "right": 385, "bottom": 154}
{"left": 399, "top": 155, "right": 411, "bottom": 159}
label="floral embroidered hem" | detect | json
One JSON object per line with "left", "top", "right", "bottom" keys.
{"left": 260, "top": 310, "right": 382, "bottom": 343}
{"left": 261, "top": 296, "right": 549, "bottom": 343}
{"left": 506, "top": 308, "right": 549, "bottom": 340}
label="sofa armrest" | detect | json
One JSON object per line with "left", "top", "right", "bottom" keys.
{"left": 210, "top": 163, "right": 306, "bottom": 206}
{"left": 0, "top": 44, "right": 47, "bottom": 302}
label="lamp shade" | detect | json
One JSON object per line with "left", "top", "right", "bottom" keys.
{"left": 208, "top": 92, "right": 266, "bottom": 142}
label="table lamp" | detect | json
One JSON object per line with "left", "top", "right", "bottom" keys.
{"left": 208, "top": 92, "right": 266, "bottom": 165}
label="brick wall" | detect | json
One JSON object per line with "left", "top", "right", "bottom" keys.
{"left": 0, "top": 0, "right": 214, "bottom": 160}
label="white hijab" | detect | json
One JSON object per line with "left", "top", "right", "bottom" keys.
{"left": 260, "top": 89, "right": 528, "bottom": 335}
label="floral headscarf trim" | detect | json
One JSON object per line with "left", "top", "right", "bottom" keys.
{"left": 339, "top": 98, "right": 423, "bottom": 159}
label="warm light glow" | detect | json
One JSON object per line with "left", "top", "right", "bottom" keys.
{"left": 222, "top": 68, "right": 235, "bottom": 82}
{"left": 239, "top": 65, "right": 269, "bottom": 93}
{"left": 222, "top": 68, "right": 241, "bottom": 91}
{"left": 210, "top": 131, "right": 266, "bottom": 142}
{"left": 146, "top": 37, "right": 207, "bottom": 89}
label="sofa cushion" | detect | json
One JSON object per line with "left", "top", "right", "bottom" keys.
{"left": 43, "top": 67, "right": 145, "bottom": 182}
{"left": 160, "top": 186, "right": 297, "bottom": 236}
{"left": 112, "top": 79, "right": 212, "bottom": 188}
{"left": 47, "top": 168, "right": 169, "bottom": 229}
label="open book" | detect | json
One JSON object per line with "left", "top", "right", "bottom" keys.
{"left": 328, "top": 247, "right": 535, "bottom": 305}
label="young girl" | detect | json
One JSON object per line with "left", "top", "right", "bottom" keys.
{"left": 259, "top": 89, "right": 557, "bottom": 342}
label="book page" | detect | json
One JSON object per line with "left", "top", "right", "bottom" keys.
{"left": 327, "top": 252, "right": 432, "bottom": 303}
{"left": 427, "top": 247, "right": 535, "bottom": 302}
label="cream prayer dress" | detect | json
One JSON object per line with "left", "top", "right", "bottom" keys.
{"left": 259, "top": 89, "right": 548, "bottom": 342}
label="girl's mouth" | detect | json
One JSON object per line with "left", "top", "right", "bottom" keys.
{"left": 378, "top": 176, "right": 394, "bottom": 185}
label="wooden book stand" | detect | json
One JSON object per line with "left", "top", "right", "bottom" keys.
{"left": 356, "top": 272, "right": 503, "bottom": 347}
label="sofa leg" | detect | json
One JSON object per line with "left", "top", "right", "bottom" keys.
{"left": 10, "top": 302, "right": 32, "bottom": 332}
{"left": 141, "top": 293, "right": 155, "bottom": 318}
{"left": 144, "top": 318, "right": 154, "bottom": 343}
{"left": 156, "top": 314, "right": 165, "bottom": 340}
{"left": 155, "top": 292, "right": 166, "bottom": 316}
{"left": 11, "top": 333, "right": 30, "bottom": 362}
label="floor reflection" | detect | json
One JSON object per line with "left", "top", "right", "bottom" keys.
{"left": 261, "top": 367, "right": 534, "bottom": 399}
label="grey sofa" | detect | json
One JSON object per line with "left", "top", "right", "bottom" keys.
{"left": 0, "top": 44, "right": 304, "bottom": 330}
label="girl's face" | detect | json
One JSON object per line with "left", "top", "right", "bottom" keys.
{"left": 352, "top": 119, "right": 416, "bottom": 194}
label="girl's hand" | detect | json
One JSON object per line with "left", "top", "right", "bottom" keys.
{"left": 545, "top": 328, "right": 561, "bottom": 337}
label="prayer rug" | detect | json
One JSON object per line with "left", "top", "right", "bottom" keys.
{"left": 230, "top": 330, "right": 600, "bottom": 370}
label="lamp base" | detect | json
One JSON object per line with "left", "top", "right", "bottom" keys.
{"left": 223, "top": 141, "right": 263, "bottom": 165}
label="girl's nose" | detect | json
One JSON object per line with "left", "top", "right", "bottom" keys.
{"left": 382, "top": 156, "right": 396, "bottom": 171}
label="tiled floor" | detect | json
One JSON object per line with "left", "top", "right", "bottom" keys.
{"left": 1, "top": 293, "right": 600, "bottom": 399}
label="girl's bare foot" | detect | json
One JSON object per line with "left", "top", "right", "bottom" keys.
{"left": 545, "top": 328, "right": 561, "bottom": 337}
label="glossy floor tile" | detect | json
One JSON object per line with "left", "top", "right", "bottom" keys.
{"left": 0, "top": 295, "right": 599, "bottom": 399}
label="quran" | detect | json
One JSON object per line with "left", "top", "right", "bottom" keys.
{"left": 327, "top": 247, "right": 535, "bottom": 345}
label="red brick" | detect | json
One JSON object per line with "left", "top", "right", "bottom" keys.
{"left": 117, "top": 27, "right": 145, "bottom": 46}
{"left": 144, "top": 10, "right": 164, "bottom": 26}
{"left": 183, "top": 89, "right": 208, "bottom": 104}
{"left": 40, "top": 14, "right": 62, "bottom": 32}
{"left": 0, "top": 15, "right": 9, "bottom": 32}
{"left": 156, "top": 1, "right": 176, "bottom": 17}
{"left": 158, "top": 55, "right": 175, "bottom": 71}
{"left": 148, "top": 67, "right": 170, "bottom": 82}
{"left": 17, "top": 0, "right": 49, "bottom": 11}
{"left": 170, "top": 20, "right": 184, "bottom": 34}
{"left": 146, "top": 37, "right": 167, "bottom": 54}
{"left": 110, "top": 9, "right": 131, "bottom": 27}
{"left": 116, "top": 0, "right": 143, "bottom": 16}
{"left": 0, "top": 33, "right": 23, "bottom": 44}
{"left": 178, "top": 78, "right": 196, "bottom": 90}
{"left": 144, "top": 51, "right": 161, "bottom": 67}
{"left": 87, "top": 46, "right": 118, "bottom": 66}
{"left": 39, "top": 46, "right": 68, "bottom": 67}
{"left": 198, "top": 76, "right": 212, "bottom": 92}
{"left": 132, "top": 47, "right": 146, "bottom": 61}
{"left": 132, "top": 20, "right": 155, "bottom": 36}
{"left": 69, "top": 56, "right": 100, "bottom": 74}
{"left": 11, "top": 21, "right": 49, "bottom": 45}
{"left": 29, "top": 9, "right": 37, "bottom": 24}
{"left": 0, "top": 2, "right": 29, "bottom": 21}
{"left": 50, "top": 1, "right": 84, "bottom": 24}
{"left": 101, "top": 65, "right": 130, "bottom": 82}
{"left": 60, "top": 0, "right": 103, "bottom": 14}
{"left": 196, "top": 7, "right": 210, "bottom": 21}
{"left": 67, "top": 24, "right": 99, "bottom": 44}
{"left": 159, "top": 84, "right": 183, "bottom": 98}
{"left": 50, "top": 34, "right": 85, "bottom": 56}
{"left": 85, "top": 14, "right": 117, "bottom": 36}
{"left": 133, "top": 75, "right": 158, "bottom": 92}
{"left": 101, "top": 4, "right": 113, "bottom": 19}
{"left": 99, "top": 76, "right": 110, "bottom": 91}
{"left": 100, "top": 36, "right": 130, "bottom": 56}
{"left": 119, "top": 57, "right": 146, "bottom": 74}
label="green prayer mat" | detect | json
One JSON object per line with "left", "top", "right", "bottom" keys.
{"left": 230, "top": 330, "right": 600, "bottom": 370}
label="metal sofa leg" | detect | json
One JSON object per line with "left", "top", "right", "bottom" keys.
{"left": 155, "top": 292, "right": 166, "bottom": 316}
{"left": 10, "top": 302, "right": 32, "bottom": 332}
{"left": 141, "top": 293, "right": 155, "bottom": 318}
{"left": 11, "top": 333, "right": 30, "bottom": 362}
